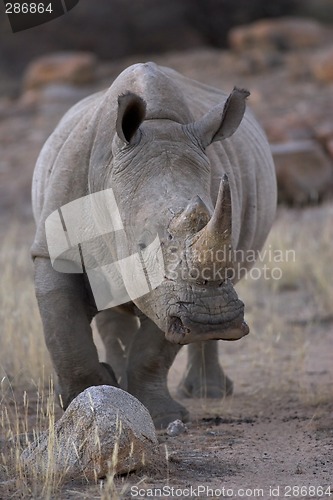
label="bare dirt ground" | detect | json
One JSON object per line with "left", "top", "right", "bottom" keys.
{"left": 0, "top": 46, "right": 333, "bottom": 499}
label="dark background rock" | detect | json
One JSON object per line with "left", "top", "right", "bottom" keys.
{"left": 228, "top": 18, "right": 330, "bottom": 52}
{"left": 3, "top": 0, "right": 333, "bottom": 97}
{"left": 0, "top": 0, "right": 299, "bottom": 89}
{"left": 294, "top": 0, "right": 333, "bottom": 23}
{"left": 23, "top": 52, "right": 97, "bottom": 90}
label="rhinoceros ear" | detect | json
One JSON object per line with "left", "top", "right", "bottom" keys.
{"left": 193, "top": 87, "right": 250, "bottom": 148}
{"left": 116, "top": 92, "right": 147, "bottom": 144}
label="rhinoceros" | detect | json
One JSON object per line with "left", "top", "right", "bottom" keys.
{"left": 31, "top": 62, "right": 276, "bottom": 428}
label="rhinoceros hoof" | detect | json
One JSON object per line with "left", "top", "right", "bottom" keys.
{"left": 177, "top": 373, "right": 233, "bottom": 399}
{"left": 134, "top": 393, "right": 189, "bottom": 429}
{"left": 151, "top": 399, "right": 189, "bottom": 430}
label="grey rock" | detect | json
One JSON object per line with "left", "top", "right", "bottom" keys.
{"left": 21, "top": 385, "right": 158, "bottom": 482}
{"left": 166, "top": 419, "right": 188, "bottom": 437}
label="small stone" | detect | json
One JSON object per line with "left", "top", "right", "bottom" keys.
{"left": 21, "top": 386, "right": 158, "bottom": 482}
{"left": 166, "top": 419, "right": 188, "bottom": 437}
{"left": 23, "top": 52, "right": 97, "bottom": 91}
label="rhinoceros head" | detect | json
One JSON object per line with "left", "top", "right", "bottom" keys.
{"left": 107, "top": 88, "right": 250, "bottom": 344}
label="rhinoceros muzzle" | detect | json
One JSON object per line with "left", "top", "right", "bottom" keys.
{"left": 165, "top": 299, "right": 249, "bottom": 345}
{"left": 162, "top": 175, "right": 249, "bottom": 344}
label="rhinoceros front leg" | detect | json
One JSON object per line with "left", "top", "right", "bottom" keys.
{"left": 126, "top": 313, "right": 189, "bottom": 429}
{"left": 177, "top": 341, "right": 233, "bottom": 398}
{"left": 34, "top": 257, "right": 118, "bottom": 409}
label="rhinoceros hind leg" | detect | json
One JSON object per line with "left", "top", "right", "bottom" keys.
{"left": 95, "top": 307, "right": 139, "bottom": 390}
{"left": 177, "top": 341, "right": 233, "bottom": 399}
{"left": 126, "top": 314, "right": 188, "bottom": 429}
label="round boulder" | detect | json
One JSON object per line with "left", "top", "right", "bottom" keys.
{"left": 21, "top": 385, "right": 159, "bottom": 482}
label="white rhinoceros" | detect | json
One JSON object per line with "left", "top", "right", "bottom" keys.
{"left": 31, "top": 62, "right": 276, "bottom": 427}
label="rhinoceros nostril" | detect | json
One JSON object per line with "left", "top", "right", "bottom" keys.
{"left": 168, "top": 316, "right": 189, "bottom": 337}
{"left": 195, "top": 279, "right": 207, "bottom": 286}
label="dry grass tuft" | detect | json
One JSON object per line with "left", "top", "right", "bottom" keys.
{"left": 220, "top": 204, "right": 333, "bottom": 403}
{"left": 0, "top": 220, "right": 161, "bottom": 498}
{"left": 0, "top": 220, "right": 52, "bottom": 385}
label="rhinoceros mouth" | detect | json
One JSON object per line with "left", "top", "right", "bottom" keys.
{"left": 165, "top": 310, "right": 249, "bottom": 345}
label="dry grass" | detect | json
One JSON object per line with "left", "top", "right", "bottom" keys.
{"left": 0, "top": 221, "right": 51, "bottom": 385}
{"left": 1, "top": 378, "right": 139, "bottom": 498}
{"left": 218, "top": 204, "right": 333, "bottom": 402}
{"left": 262, "top": 205, "right": 333, "bottom": 311}
{"left": 0, "top": 221, "right": 157, "bottom": 498}
{"left": 0, "top": 220, "right": 65, "bottom": 497}
{"left": 1, "top": 377, "right": 65, "bottom": 499}
{"left": 0, "top": 220, "right": 159, "bottom": 498}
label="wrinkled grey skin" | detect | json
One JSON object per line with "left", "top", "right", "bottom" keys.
{"left": 32, "top": 63, "right": 276, "bottom": 427}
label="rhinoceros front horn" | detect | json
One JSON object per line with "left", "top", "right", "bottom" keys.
{"left": 187, "top": 174, "right": 233, "bottom": 271}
